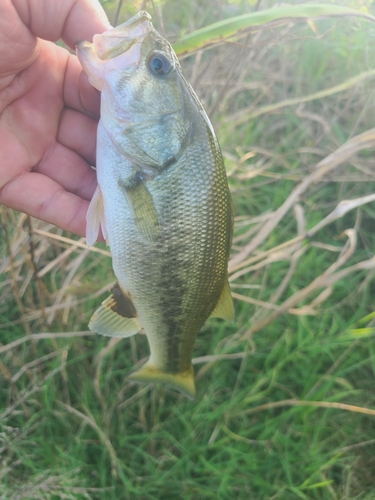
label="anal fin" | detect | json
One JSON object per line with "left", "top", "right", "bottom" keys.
{"left": 89, "top": 283, "right": 142, "bottom": 338}
{"left": 210, "top": 278, "right": 234, "bottom": 321}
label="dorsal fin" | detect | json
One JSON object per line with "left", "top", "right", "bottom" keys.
{"left": 89, "top": 283, "right": 142, "bottom": 338}
{"left": 210, "top": 279, "right": 234, "bottom": 321}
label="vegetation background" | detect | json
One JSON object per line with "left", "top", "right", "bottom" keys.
{"left": 1, "top": 0, "right": 375, "bottom": 498}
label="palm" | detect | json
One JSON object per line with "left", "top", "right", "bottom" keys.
{"left": 0, "top": 0, "right": 109, "bottom": 236}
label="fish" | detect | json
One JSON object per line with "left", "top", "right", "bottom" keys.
{"left": 76, "top": 11, "right": 233, "bottom": 399}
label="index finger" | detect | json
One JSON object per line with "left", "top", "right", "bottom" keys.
{"left": 12, "top": 0, "right": 110, "bottom": 47}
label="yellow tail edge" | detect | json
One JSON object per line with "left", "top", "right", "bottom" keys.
{"left": 127, "top": 361, "right": 195, "bottom": 400}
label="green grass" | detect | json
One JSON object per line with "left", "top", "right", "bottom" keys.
{"left": 2, "top": 0, "right": 375, "bottom": 498}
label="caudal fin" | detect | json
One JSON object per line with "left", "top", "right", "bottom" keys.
{"left": 127, "top": 361, "right": 195, "bottom": 399}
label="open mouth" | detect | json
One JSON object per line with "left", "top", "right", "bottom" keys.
{"left": 94, "top": 11, "right": 153, "bottom": 60}
{"left": 76, "top": 11, "right": 154, "bottom": 91}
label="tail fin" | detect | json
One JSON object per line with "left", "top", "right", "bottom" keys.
{"left": 127, "top": 361, "right": 195, "bottom": 399}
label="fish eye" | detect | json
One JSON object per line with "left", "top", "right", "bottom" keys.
{"left": 147, "top": 52, "right": 172, "bottom": 76}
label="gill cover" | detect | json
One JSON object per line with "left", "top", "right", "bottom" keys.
{"left": 77, "top": 10, "right": 195, "bottom": 171}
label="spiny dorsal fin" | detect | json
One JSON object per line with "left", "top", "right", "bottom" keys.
{"left": 86, "top": 185, "right": 107, "bottom": 246}
{"left": 120, "top": 177, "right": 160, "bottom": 241}
{"left": 89, "top": 283, "right": 142, "bottom": 338}
{"left": 210, "top": 279, "right": 234, "bottom": 321}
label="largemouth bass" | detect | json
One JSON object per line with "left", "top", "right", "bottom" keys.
{"left": 76, "top": 11, "right": 233, "bottom": 399}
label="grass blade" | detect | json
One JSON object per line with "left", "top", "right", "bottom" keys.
{"left": 228, "top": 69, "right": 375, "bottom": 129}
{"left": 173, "top": 4, "right": 375, "bottom": 55}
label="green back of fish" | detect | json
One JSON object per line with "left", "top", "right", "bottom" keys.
{"left": 130, "top": 113, "right": 233, "bottom": 371}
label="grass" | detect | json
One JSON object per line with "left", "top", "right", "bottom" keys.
{"left": 2, "top": 0, "right": 375, "bottom": 498}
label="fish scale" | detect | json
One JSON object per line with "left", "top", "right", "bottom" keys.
{"left": 77, "top": 10, "right": 234, "bottom": 398}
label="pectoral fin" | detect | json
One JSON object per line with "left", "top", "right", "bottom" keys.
{"left": 86, "top": 185, "right": 107, "bottom": 246}
{"left": 210, "top": 279, "right": 234, "bottom": 321}
{"left": 121, "top": 178, "right": 160, "bottom": 241}
{"left": 89, "top": 283, "right": 142, "bottom": 338}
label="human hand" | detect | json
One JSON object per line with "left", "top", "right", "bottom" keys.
{"left": 0, "top": 0, "right": 110, "bottom": 236}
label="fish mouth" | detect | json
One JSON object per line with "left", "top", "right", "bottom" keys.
{"left": 94, "top": 11, "right": 153, "bottom": 60}
{"left": 76, "top": 11, "right": 154, "bottom": 90}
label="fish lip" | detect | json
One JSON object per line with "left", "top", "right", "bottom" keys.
{"left": 93, "top": 11, "right": 153, "bottom": 61}
{"left": 111, "top": 10, "right": 151, "bottom": 30}
{"left": 76, "top": 13, "right": 154, "bottom": 88}
{"left": 76, "top": 40, "right": 107, "bottom": 91}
